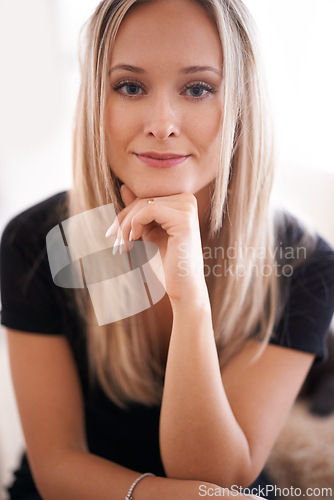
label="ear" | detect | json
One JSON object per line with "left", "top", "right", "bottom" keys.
{"left": 120, "top": 184, "right": 137, "bottom": 207}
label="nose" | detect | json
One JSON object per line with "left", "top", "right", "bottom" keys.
{"left": 143, "top": 94, "right": 180, "bottom": 141}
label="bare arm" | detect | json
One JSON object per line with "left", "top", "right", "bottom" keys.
{"left": 109, "top": 186, "right": 315, "bottom": 490}
{"left": 159, "top": 301, "right": 314, "bottom": 488}
{"left": 7, "top": 328, "right": 253, "bottom": 500}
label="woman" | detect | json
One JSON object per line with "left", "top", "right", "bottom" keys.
{"left": 1, "top": 0, "right": 334, "bottom": 499}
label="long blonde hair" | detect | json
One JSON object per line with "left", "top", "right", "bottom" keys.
{"left": 69, "top": 0, "right": 279, "bottom": 408}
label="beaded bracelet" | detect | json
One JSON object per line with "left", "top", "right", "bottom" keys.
{"left": 124, "top": 472, "right": 156, "bottom": 500}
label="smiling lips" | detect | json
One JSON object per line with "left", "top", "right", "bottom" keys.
{"left": 135, "top": 152, "right": 191, "bottom": 168}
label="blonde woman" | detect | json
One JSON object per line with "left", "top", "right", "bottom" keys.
{"left": 1, "top": 1, "right": 334, "bottom": 499}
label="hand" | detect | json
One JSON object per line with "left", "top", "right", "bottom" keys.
{"left": 106, "top": 184, "right": 209, "bottom": 304}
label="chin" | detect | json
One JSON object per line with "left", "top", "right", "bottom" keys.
{"left": 132, "top": 182, "right": 190, "bottom": 199}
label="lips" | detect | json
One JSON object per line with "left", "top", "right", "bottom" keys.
{"left": 135, "top": 152, "right": 190, "bottom": 168}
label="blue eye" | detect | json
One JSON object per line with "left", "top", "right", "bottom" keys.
{"left": 112, "top": 80, "right": 216, "bottom": 100}
{"left": 113, "top": 80, "right": 145, "bottom": 97}
{"left": 183, "top": 82, "right": 215, "bottom": 100}
{"left": 123, "top": 83, "right": 143, "bottom": 95}
{"left": 187, "top": 86, "right": 207, "bottom": 97}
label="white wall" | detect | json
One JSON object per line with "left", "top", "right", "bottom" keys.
{"left": 248, "top": 0, "right": 334, "bottom": 175}
{"left": 0, "top": 0, "right": 97, "bottom": 235}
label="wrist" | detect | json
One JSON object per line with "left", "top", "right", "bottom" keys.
{"left": 170, "top": 290, "right": 211, "bottom": 318}
{"left": 131, "top": 475, "right": 160, "bottom": 500}
{"left": 124, "top": 472, "right": 156, "bottom": 499}
{"left": 134, "top": 476, "right": 213, "bottom": 500}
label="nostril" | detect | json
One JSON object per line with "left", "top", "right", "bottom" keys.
{"left": 145, "top": 126, "right": 178, "bottom": 141}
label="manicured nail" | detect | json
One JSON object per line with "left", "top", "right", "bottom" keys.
{"left": 113, "top": 228, "right": 121, "bottom": 255}
{"left": 129, "top": 229, "right": 133, "bottom": 242}
{"left": 124, "top": 240, "right": 134, "bottom": 252}
{"left": 112, "top": 237, "right": 119, "bottom": 255}
{"left": 119, "top": 232, "right": 125, "bottom": 254}
{"left": 105, "top": 219, "right": 119, "bottom": 238}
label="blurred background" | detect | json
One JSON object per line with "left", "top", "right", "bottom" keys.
{"left": 0, "top": 1, "right": 333, "bottom": 498}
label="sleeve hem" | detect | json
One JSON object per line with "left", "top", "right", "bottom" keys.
{"left": 1, "top": 312, "right": 65, "bottom": 335}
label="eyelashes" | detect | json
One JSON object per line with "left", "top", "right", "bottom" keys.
{"left": 112, "top": 80, "right": 146, "bottom": 98}
{"left": 183, "top": 82, "right": 216, "bottom": 100}
{"left": 112, "top": 79, "right": 217, "bottom": 101}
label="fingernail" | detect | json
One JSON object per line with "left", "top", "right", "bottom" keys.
{"left": 105, "top": 219, "right": 119, "bottom": 238}
{"left": 129, "top": 229, "right": 133, "bottom": 242}
{"left": 124, "top": 240, "right": 134, "bottom": 252}
{"left": 119, "top": 232, "right": 125, "bottom": 255}
{"left": 112, "top": 238, "right": 118, "bottom": 255}
{"left": 113, "top": 233, "right": 120, "bottom": 255}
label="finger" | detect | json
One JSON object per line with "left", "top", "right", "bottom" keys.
{"left": 128, "top": 204, "right": 184, "bottom": 242}
{"left": 105, "top": 218, "right": 120, "bottom": 237}
{"left": 118, "top": 196, "right": 193, "bottom": 241}
{"left": 105, "top": 188, "right": 137, "bottom": 237}
{"left": 111, "top": 197, "right": 144, "bottom": 252}
{"left": 120, "top": 184, "right": 137, "bottom": 207}
{"left": 107, "top": 191, "right": 196, "bottom": 242}
{"left": 113, "top": 226, "right": 128, "bottom": 255}
{"left": 109, "top": 199, "right": 142, "bottom": 243}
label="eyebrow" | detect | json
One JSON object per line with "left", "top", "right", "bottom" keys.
{"left": 109, "top": 64, "right": 146, "bottom": 74}
{"left": 109, "top": 64, "right": 221, "bottom": 76}
{"left": 180, "top": 65, "right": 221, "bottom": 76}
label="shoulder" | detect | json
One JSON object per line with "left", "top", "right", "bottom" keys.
{"left": 1, "top": 191, "right": 68, "bottom": 249}
{"left": 272, "top": 210, "right": 334, "bottom": 364}
{"left": 293, "top": 235, "right": 334, "bottom": 292}
{"left": 274, "top": 209, "right": 334, "bottom": 282}
{"left": 1, "top": 191, "right": 68, "bottom": 274}
{"left": 0, "top": 192, "right": 70, "bottom": 334}
{"left": 275, "top": 210, "right": 334, "bottom": 293}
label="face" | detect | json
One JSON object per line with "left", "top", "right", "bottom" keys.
{"left": 105, "top": 0, "right": 224, "bottom": 205}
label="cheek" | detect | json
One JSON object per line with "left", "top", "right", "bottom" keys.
{"left": 105, "top": 104, "right": 122, "bottom": 142}
{"left": 105, "top": 102, "right": 136, "bottom": 145}
{"left": 197, "top": 107, "right": 223, "bottom": 156}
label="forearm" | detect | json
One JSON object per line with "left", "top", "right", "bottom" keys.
{"left": 36, "top": 449, "right": 210, "bottom": 500}
{"left": 159, "top": 297, "right": 252, "bottom": 488}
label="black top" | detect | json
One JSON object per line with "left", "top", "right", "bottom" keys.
{"left": 1, "top": 192, "right": 334, "bottom": 498}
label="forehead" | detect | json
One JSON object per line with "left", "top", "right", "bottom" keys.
{"left": 110, "top": 0, "right": 222, "bottom": 68}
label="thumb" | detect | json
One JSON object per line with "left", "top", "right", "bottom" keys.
{"left": 120, "top": 184, "right": 137, "bottom": 207}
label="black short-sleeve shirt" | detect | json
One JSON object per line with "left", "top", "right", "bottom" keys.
{"left": 1, "top": 193, "right": 334, "bottom": 498}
